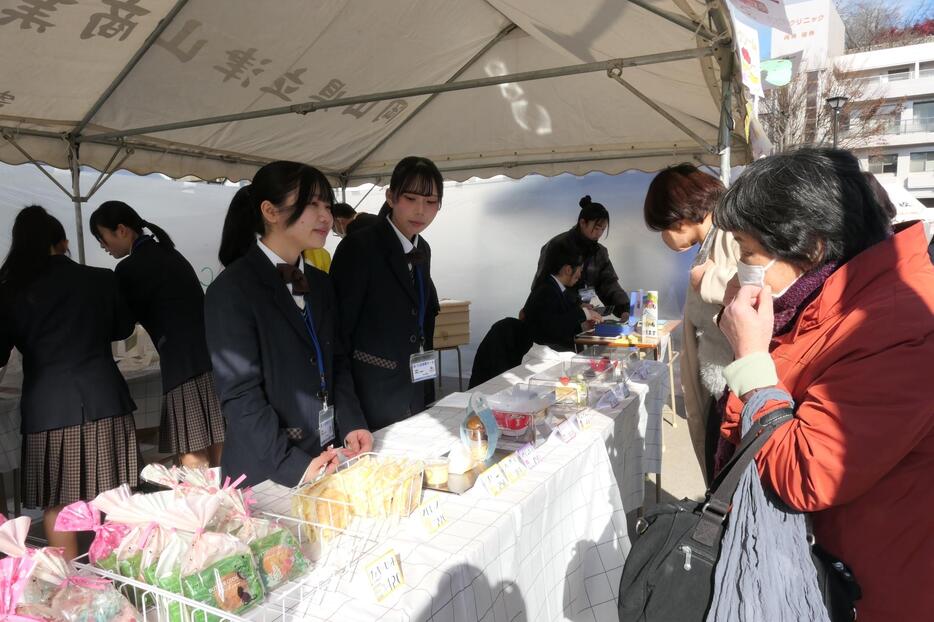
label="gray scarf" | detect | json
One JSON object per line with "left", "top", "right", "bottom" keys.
{"left": 706, "top": 387, "right": 830, "bottom": 622}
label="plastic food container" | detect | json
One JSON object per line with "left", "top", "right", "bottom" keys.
{"left": 485, "top": 385, "right": 556, "bottom": 437}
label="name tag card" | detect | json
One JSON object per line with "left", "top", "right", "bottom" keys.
{"left": 367, "top": 550, "right": 405, "bottom": 601}
{"left": 499, "top": 454, "right": 527, "bottom": 483}
{"left": 410, "top": 351, "right": 438, "bottom": 382}
{"left": 417, "top": 496, "right": 448, "bottom": 535}
{"left": 516, "top": 443, "right": 542, "bottom": 469}
{"left": 480, "top": 464, "right": 510, "bottom": 496}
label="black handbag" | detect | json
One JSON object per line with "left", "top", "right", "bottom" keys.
{"left": 617, "top": 406, "right": 861, "bottom": 621}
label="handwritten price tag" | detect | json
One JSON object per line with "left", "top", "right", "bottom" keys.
{"left": 367, "top": 550, "right": 404, "bottom": 601}
{"left": 556, "top": 416, "right": 578, "bottom": 443}
{"left": 499, "top": 454, "right": 527, "bottom": 483}
{"left": 480, "top": 464, "right": 510, "bottom": 496}
{"left": 576, "top": 409, "right": 593, "bottom": 430}
{"left": 516, "top": 443, "right": 542, "bottom": 469}
{"left": 417, "top": 496, "right": 448, "bottom": 535}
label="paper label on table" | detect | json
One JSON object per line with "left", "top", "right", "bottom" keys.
{"left": 417, "top": 496, "right": 447, "bottom": 535}
{"left": 556, "top": 416, "right": 578, "bottom": 443}
{"left": 367, "top": 550, "right": 405, "bottom": 601}
{"left": 576, "top": 409, "right": 593, "bottom": 430}
{"left": 480, "top": 464, "right": 510, "bottom": 496}
{"left": 499, "top": 453, "right": 527, "bottom": 483}
{"left": 516, "top": 443, "right": 542, "bottom": 469}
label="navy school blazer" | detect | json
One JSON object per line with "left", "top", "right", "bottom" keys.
{"left": 115, "top": 238, "right": 212, "bottom": 393}
{"left": 0, "top": 256, "right": 136, "bottom": 433}
{"left": 523, "top": 276, "right": 586, "bottom": 352}
{"left": 329, "top": 217, "right": 440, "bottom": 431}
{"left": 204, "top": 244, "right": 368, "bottom": 487}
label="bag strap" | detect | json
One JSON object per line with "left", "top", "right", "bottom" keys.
{"left": 691, "top": 395, "right": 794, "bottom": 547}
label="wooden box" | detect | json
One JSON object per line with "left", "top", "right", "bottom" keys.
{"left": 434, "top": 299, "right": 470, "bottom": 348}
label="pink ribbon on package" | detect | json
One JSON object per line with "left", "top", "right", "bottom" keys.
{"left": 0, "top": 557, "right": 43, "bottom": 622}
{"left": 0, "top": 516, "right": 32, "bottom": 558}
{"left": 58, "top": 575, "right": 112, "bottom": 592}
{"left": 54, "top": 502, "right": 131, "bottom": 564}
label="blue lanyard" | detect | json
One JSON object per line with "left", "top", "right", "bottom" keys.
{"left": 301, "top": 305, "right": 328, "bottom": 401}
{"left": 414, "top": 265, "right": 427, "bottom": 349}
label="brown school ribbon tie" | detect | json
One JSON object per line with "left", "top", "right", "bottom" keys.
{"left": 405, "top": 248, "right": 427, "bottom": 266}
{"left": 276, "top": 263, "right": 309, "bottom": 295}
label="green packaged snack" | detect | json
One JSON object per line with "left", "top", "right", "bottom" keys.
{"left": 180, "top": 553, "right": 264, "bottom": 622}
{"left": 94, "top": 551, "right": 119, "bottom": 573}
{"left": 248, "top": 528, "right": 308, "bottom": 591}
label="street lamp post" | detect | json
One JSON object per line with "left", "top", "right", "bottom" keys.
{"left": 826, "top": 95, "right": 849, "bottom": 148}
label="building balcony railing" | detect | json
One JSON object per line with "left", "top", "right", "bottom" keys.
{"left": 841, "top": 117, "right": 934, "bottom": 137}
{"left": 850, "top": 69, "right": 934, "bottom": 86}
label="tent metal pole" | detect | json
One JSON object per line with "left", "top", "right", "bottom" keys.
{"left": 67, "top": 139, "right": 86, "bottom": 264}
{"left": 82, "top": 45, "right": 723, "bottom": 142}
{"left": 85, "top": 148, "right": 134, "bottom": 201}
{"left": 342, "top": 23, "right": 518, "bottom": 179}
{"left": 0, "top": 132, "right": 73, "bottom": 198}
{"left": 0, "top": 125, "right": 272, "bottom": 177}
{"left": 626, "top": 0, "right": 717, "bottom": 40}
{"left": 608, "top": 70, "right": 718, "bottom": 154}
{"left": 717, "top": 58, "right": 734, "bottom": 187}
{"left": 74, "top": 0, "right": 189, "bottom": 136}
{"left": 347, "top": 148, "right": 710, "bottom": 180}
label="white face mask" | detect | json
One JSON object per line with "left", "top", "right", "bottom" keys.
{"left": 736, "top": 258, "right": 775, "bottom": 287}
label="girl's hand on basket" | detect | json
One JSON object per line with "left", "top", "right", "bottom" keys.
{"left": 301, "top": 447, "right": 340, "bottom": 484}
{"left": 343, "top": 429, "right": 373, "bottom": 458}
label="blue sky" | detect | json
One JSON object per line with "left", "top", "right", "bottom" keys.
{"left": 757, "top": 0, "right": 931, "bottom": 58}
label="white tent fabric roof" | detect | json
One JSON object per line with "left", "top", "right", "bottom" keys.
{"left": 0, "top": 0, "right": 746, "bottom": 183}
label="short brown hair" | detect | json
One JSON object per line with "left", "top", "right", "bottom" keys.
{"left": 643, "top": 164, "right": 724, "bottom": 231}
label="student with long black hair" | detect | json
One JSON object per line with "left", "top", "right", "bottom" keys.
{"left": 532, "top": 195, "right": 631, "bottom": 319}
{"left": 329, "top": 156, "right": 443, "bottom": 431}
{"left": 205, "top": 162, "right": 372, "bottom": 486}
{"left": 0, "top": 206, "right": 138, "bottom": 559}
{"left": 90, "top": 201, "right": 224, "bottom": 469}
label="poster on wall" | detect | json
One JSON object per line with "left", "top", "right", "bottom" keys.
{"left": 732, "top": 12, "right": 765, "bottom": 98}
{"left": 727, "top": 0, "right": 792, "bottom": 33}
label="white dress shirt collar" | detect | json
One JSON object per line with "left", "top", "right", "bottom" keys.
{"left": 257, "top": 239, "right": 306, "bottom": 310}
{"left": 551, "top": 274, "right": 567, "bottom": 293}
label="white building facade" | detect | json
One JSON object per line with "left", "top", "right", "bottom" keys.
{"left": 837, "top": 42, "right": 934, "bottom": 207}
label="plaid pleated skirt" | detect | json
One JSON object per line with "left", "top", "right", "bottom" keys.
{"left": 158, "top": 371, "right": 225, "bottom": 455}
{"left": 21, "top": 414, "right": 140, "bottom": 509}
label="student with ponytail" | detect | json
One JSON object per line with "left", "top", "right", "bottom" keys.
{"left": 90, "top": 201, "right": 224, "bottom": 469}
{"left": 531, "top": 195, "right": 631, "bottom": 320}
{"left": 0, "top": 206, "right": 138, "bottom": 559}
{"left": 205, "top": 161, "right": 372, "bottom": 487}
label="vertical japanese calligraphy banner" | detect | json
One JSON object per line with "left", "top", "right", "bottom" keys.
{"left": 726, "top": 0, "right": 792, "bottom": 33}
{"left": 731, "top": 11, "right": 765, "bottom": 98}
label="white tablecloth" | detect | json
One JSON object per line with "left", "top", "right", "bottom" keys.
{"left": 250, "top": 355, "right": 670, "bottom": 621}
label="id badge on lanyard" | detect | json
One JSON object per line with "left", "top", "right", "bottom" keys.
{"left": 318, "top": 399, "right": 335, "bottom": 447}
{"left": 302, "top": 306, "right": 336, "bottom": 447}
{"left": 411, "top": 266, "right": 438, "bottom": 383}
{"left": 578, "top": 287, "right": 597, "bottom": 303}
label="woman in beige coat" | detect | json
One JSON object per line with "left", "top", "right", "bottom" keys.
{"left": 643, "top": 164, "right": 739, "bottom": 483}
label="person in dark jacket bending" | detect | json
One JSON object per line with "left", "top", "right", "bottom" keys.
{"left": 532, "top": 195, "right": 630, "bottom": 320}
{"left": 524, "top": 240, "right": 602, "bottom": 351}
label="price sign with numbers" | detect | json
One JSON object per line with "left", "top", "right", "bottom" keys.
{"left": 480, "top": 464, "right": 510, "bottom": 496}
{"left": 499, "top": 454, "right": 527, "bottom": 483}
{"left": 556, "top": 416, "right": 578, "bottom": 443}
{"left": 417, "top": 496, "right": 448, "bottom": 535}
{"left": 517, "top": 443, "right": 542, "bottom": 469}
{"left": 367, "top": 550, "right": 405, "bottom": 601}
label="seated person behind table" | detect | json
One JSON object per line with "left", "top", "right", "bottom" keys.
{"left": 523, "top": 241, "right": 602, "bottom": 351}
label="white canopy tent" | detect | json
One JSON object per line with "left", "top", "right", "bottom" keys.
{"left": 0, "top": 0, "right": 748, "bottom": 261}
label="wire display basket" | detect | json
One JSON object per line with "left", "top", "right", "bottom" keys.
{"left": 75, "top": 453, "right": 426, "bottom": 622}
